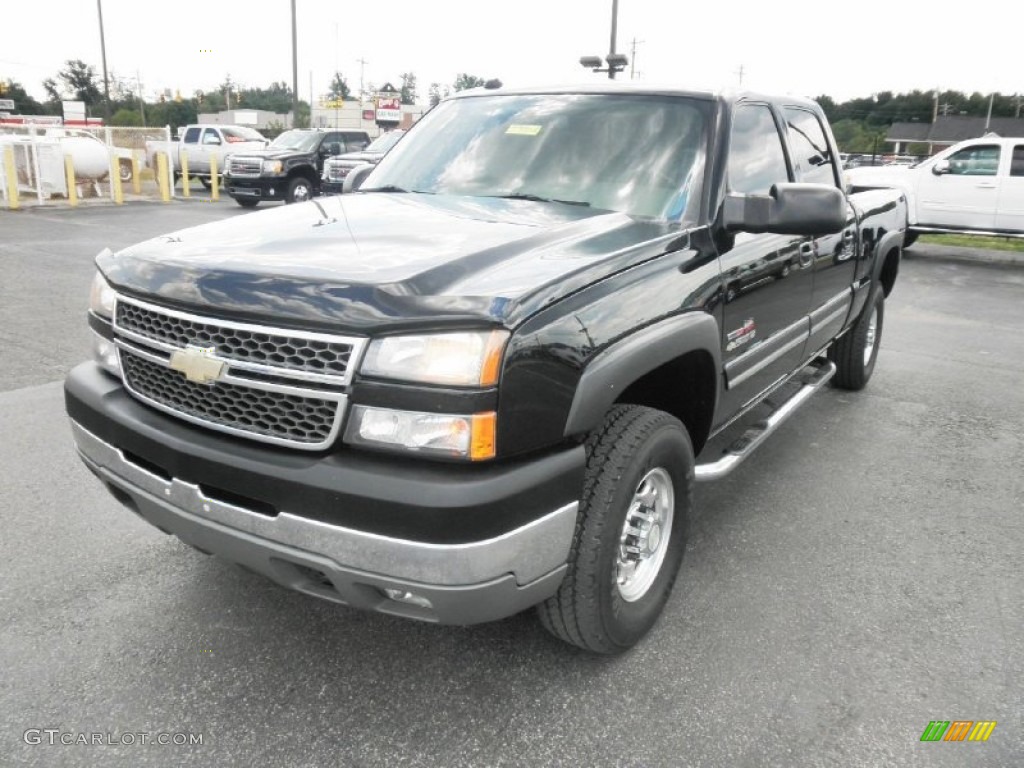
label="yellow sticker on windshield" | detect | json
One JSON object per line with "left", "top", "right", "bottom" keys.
{"left": 506, "top": 124, "right": 542, "bottom": 136}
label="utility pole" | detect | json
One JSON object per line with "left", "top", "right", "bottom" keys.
{"left": 356, "top": 57, "right": 369, "bottom": 103}
{"left": 629, "top": 38, "right": 644, "bottom": 80}
{"left": 736, "top": 64, "right": 745, "bottom": 87}
{"left": 608, "top": 0, "right": 620, "bottom": 80}
{"left": 1016, "top": 94, "right": 1022, "bottom": 118}
{"left": 96, "top": 0, "right": 111, "bottom": 121}
{"left": 984, "top": 92, "right": 994, "bottom": 132}
{"left": 290, "top": 0, "right": 299, "bottom": 126}
{"left": 932, "top": 89, "right": 939, "bottom": 123}
{"left": 136, "top": 70, "right": 146, "bottom": 126}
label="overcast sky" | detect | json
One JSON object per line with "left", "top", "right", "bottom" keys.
{"left": 2, "top": 0, "right": 1019, "bottom": 107}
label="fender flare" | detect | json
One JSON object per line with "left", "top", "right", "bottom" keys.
{"left": 872, "top": 229, "right": 903, "bottom": 290}
{"left": 563, "top": 312, "right": 722, "bottom": 437}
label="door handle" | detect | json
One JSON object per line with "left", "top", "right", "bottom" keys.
{"left": 975, "top": 183, "right": 997, "bottom": 189}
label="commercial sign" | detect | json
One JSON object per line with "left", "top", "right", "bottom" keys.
{"left": 375, "top": 96, "right": 401, "bottom": 123}
{"left": 0, "top": 99, "right": 15, "bottom": 111}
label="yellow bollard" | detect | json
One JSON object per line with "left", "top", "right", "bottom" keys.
{"left": 110, "top": 152, "right": 124, "bottom": 205}
{"left": 210, "top": 155, "right": 219, "bottom": 201}
{"left": 180, "top": 150, "right": 190, "bottom": 198}
{"left": 157, "top": 152, "right": 170, "bottom": 202}
{"left": 65, "top": 155, "right": 78, "bottom": 207}
{"left": 3, "top": 145, "right": 19, "bottom": 210}
{"left": 131, "top": 153, "right": 141, "bottom": 195}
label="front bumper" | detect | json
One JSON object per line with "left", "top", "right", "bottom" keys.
{"left": 223, "top": 176, "right": 287, "bottom": 201}
{"left": 65, "top": 363, "right": 583, "bottom": 624}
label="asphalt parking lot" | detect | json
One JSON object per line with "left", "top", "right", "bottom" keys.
{"left": 1, "top": 201, "right": 1021, "bottom": 767}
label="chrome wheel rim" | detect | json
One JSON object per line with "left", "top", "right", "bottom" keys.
{"left": 293, "top": 183, "right": 311, "bottom": 202}
{"left": 863, "top": 304, "right": 878, "bottom": 366}
{"left": 616, "top": 467, "right": 675, "bottom": 602}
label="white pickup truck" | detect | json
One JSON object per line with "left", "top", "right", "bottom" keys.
{"left": 848, "top": 136, "right": 1024, "bottom": 243}
{"left": 145, "top": 125, "right": 268, "bottom": 187}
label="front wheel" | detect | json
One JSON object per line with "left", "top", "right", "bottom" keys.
{"left": 286, "top": 177, "right": 312, "bottom": 204}
{"left": 829, "top": 287, "right": 884, "bottom": 390}
{"left": 235, "top": 198, "right": 259, "bottom": 209}
{"left": 537, "top": 405, "right": 693, "bottom": 653}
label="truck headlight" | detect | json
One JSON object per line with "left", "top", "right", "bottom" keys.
{"left": 345, "top": 406, "right": 496, "bottom": 460}
{"left": 89, "top": 271, "right": 120, "bottom": 376}
{"left": 361, "top": 330, "right": 507, "bottom": 387}
{"left": 262, "top": 160, "right": 283, "bottom": 174}
{"left": 89, "top": 271, "right": 116, "bottom": 319}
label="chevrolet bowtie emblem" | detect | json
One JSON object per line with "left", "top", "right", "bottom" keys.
{"left": 169, "top": 344, "right": 225, "bottom": 385}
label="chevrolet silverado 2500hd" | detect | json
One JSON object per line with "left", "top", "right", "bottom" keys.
{"left": 66, "top": 85, "right": 906, "bottom": 653}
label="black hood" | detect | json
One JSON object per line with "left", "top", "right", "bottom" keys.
{"left": 99, "top": 194, "right": 688, "bottom": 333}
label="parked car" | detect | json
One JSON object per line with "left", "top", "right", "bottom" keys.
{"left": 321, "top": 130, "right": 405, "bottom": 194}
{"left": 145, "top": 125, "right": 268, "bottom": 188}
{"left": 222, "top": 129, "right": 370, "bottom": 206}
{"left": 66, "top": 85, "right": 905, "bottom": 653}
{"left": 847, "top": 136, "right": 1024, "bottom": 242}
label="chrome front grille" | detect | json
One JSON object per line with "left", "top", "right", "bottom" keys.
{"left": 112, "top": 296, "right": 365, "bottom": 450}
{"left": 121, "top": 351, "right": 339, "bottom": 445}
{"left": 226, "top": 157, "right": 262, "bottom": 177}
{"left": 116, "top": 302, "right": 355, "bottom": 378}
{"left": 326, "top": 164, "right": 351, "bottom": 181}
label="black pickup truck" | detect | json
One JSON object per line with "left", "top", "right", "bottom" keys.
{"left": 66, "top": 85, "right": 906, "bottom": 653}
{"left": 222, "top": 128, "right": 370, "bottom": 207}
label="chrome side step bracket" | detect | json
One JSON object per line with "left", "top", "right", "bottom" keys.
{"left": 695, "top": 357, "right": 836, "bottom": 482}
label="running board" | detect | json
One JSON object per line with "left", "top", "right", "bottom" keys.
{"left": 695, "top": 358, "right": 836, "bottom": 482}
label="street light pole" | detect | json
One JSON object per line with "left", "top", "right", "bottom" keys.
{"left": 291, "top": 0, "right": 299, "bottom": 127}
{"left": 608, "top": 0, "right": 619, "bottom": 80}
{"left": 96, "top": 0, "right": 111, "bottom": 121}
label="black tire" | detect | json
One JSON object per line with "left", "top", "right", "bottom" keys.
{"left": 118, "top": 158, "right": 133, "bottom": 183}
{"left": 200, "top": 177, "right": 212, "bottom": 190}
{"left": 538, "top": 404, "right": 693, "bottom": 653}
{"left": 235, "top": 198, "right": 259, "bottom": 209}
{"left": 903, "top": 231, "right": 918, "bottom": 248}
{"left": 829, "top": 287, "right": 884, "bottom": 390}
{"left": 285, "top": 177, "right": 313, "bottom": 204}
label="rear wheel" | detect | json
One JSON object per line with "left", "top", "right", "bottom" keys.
{"left": 200, "top": 177, "right": 212, "bottom": 190}
{"left": 537, "top": 405, "right": 692, "bottom": 653}
{"left": 118, "top": 158, "right": 133, "bottom": 183}
{"left": 286, "top": 177, "right": 313, "bottom": 204}
{"left": 829, "top": 287, "right": 884, "bottom": 390}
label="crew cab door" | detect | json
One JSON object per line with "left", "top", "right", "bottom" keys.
{"left": 782, "top": 106, "right": 858, "bottom": 352}
{"left": 717, "top": 103, "right": 814, "bottom": 418}
{"left": 317, "top": 132, "right": 345, "bottom": 174}
{"left": 916, "top": 142, "right": 1002, "bottom": 229}
{"left": 995, "top": 144, "right": 1024, "bottom": 232}
{"left": 196, "top": 128, "right": 223, "bottom": 173}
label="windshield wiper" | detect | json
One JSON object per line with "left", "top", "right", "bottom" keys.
{"left": 493, "top": 193, "right": 590, "bottom": 207}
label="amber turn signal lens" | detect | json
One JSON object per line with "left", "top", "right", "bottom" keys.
{"left": 470, "top": 412, "right": 497, "bottom": 460}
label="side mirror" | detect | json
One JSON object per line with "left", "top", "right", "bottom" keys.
{"left": 931, "top": 159, "right": 950, "bottom": 175}
{"left": 723, "top": 183, "right": 846, "bottom": 236}
{"left": 343, "top": 163, "right": 375, "bottom": 193}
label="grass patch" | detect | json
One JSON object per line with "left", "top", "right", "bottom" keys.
{"left": 919, "top": 233, "right": 1024, "bottom": 252}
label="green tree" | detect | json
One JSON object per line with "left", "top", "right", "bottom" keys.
{"left": 146, "top": 100, "right": 197, "bottom": 132}
{"left": 328, "top": 72, "right": 352, "bottom": 101}
{"left": 400, "top": 72, "right": 418, "bottom": 105}
{"left": 110, "top": 108, "right": 142, "bottom": 126}
{"left": 0, "top": 79, "right": 46, "bottom": 114}
{"left": 453, "top": 73, "right": 485, "bottom": 91}
{"left": 428, "top": 82, "right": 449, "bottom": 107}
{"left": 54, "top": 59, "right": 103, "bottom": 115}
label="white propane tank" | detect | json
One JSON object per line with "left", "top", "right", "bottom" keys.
{"left": 58, "top": 135, "right": 110, "bottom": 180}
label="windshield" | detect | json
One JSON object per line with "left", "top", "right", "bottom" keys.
{"left": 366, "top": 131, "right": 404, "bottom": 153}
{"left": 269, "top": 131, "right": 318, "bottom": 152}
{"left": 367, "top": 94, "right": 707, "bottom": 220}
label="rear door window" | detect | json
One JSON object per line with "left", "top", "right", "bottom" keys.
{"left": 783, "top": 108, "right": 836, "bottom": 186}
